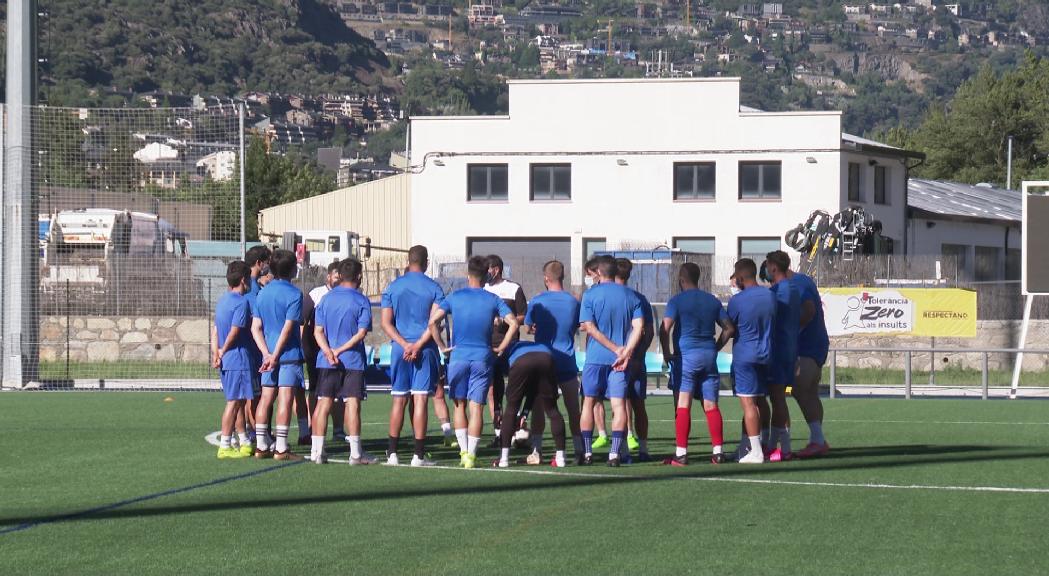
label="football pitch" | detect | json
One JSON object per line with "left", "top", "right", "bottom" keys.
{"left": 2, "top": 393, "right": 1049, "bottom": 575}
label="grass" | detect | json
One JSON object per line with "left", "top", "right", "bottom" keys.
{"left": 40, "top": 361, "right": 215, "bottom": 381}
{"left": 2, "top": 393, "right": 1049, "bottom": 575}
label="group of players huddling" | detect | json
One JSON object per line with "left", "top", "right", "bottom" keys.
{"left": 210, "top": 243, "right": 831, "bottom": 468}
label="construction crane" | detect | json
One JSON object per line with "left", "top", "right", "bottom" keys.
{"left": 784, "top": 207, "right": 882, "bottom": 275}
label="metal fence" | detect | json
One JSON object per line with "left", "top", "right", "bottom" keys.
{"left": 3, "top": 105, "right": 244, "bottom": 386}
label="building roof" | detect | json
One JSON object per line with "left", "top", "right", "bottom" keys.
{"left": 908, "top": 178, "right": 1020, "bottom": 224}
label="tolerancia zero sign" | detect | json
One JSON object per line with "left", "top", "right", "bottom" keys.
{"left": 821, "top": 288, "right": 977, "bottom": 338}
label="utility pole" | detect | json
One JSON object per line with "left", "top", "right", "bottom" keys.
{"left": 686, "top": 0, "right": 691, "bottom": 28}
{"left": 3, "top": 0, "right": 40, "bottom": 388}
{"left": 1007, "top": 135, "right": 1014, "bottom": 190}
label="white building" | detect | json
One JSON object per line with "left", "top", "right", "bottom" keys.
{"left": 195, "top": 150, "right": 237, "bottom": 182}
{"left": 409, "top": 77, "right": 922, "bottom": 286}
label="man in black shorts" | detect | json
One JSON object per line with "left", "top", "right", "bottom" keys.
{"left": 484, "top": 254, "right": 527, "bottom": 445}
{"left": 494, "top": 342, "right": 568, "bottom": 468}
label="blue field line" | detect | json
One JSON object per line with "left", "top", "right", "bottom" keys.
{"left": 0, "top": 460, "right": 305, "bottom": 536}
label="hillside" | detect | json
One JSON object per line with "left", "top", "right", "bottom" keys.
{"left": 0, "top": 0, "right": 391, "bottom": 104}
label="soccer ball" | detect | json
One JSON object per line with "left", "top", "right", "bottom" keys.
{"left": 512, "top": 428, "right": 530, "bottom": 449}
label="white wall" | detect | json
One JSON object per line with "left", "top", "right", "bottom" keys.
{"left": 839, "top": 151, "right": 909, "bottom": 249}
{"left": 410, "top": 78, "right": 871, "bottom": 284}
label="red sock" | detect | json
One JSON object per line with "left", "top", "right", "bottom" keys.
{"left": 704, "top": 407, "right": 724, "bottom": 448}
{"left": 675, "top": 407, "right": 691, "bottom": 449}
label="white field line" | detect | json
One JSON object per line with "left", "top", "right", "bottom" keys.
{"left": 316, "top": 460, "right": 1049, "bottom": 494}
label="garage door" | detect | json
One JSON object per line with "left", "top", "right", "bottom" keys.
{"left": 467, "top": 237, "right": 572, "bottom": 298}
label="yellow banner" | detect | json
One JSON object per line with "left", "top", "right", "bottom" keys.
{"left": 822, "top": 288, "right": 977, "bottom": 338}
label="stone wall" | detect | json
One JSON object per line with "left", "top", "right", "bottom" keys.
{"left": 830, "top": 320, "right": 1049, "bottom": 372}
{"left": 40, "top": 316, "right": 211, "bottom": 364}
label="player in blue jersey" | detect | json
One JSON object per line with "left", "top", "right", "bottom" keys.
{"left": 312, "top": 258, "right": 377, "bottom": 465}
{"left": 764, "top": 251, "right": 802, "bottom": 462}
{"left": 429, "top": 256, "right": 518, "bottom": 469}
{"left": 242, "top": 245, "right": 272, "bottom": 443}
{"left": 583, "top": 256, "right": 610, "bottom": 449}
{"left": 775, "top": 253, "right": 832, "bottom": 458}
{"left": 614, "top": 258, "right": 654, "bottom": 462}
{"left": 660, "top": 262, "right": 736, "bottom": 466}
{"left": 494, "top": 341, "right": 568, "bottom": 468}
{"left": 211, "top": 260, "right": 257, "bottom": 459}
{"left": 523, "top": 260, "right": 582, "bottom": 463}
{"left": 578, "top": 256, "right": 644, "bottom": 466}
{"left": 380, "top": 245, "right": 446, "bottom": 467}
{"left": 250, "top": 249, "right": 306, "bottom": 461}
{"left": 727, "top": 259, "right": 776, "bottom": 464}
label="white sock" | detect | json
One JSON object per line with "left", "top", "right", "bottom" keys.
{"left": 311, "top": 435, "right": 324, "bottom": 458}
{"left": 500, "top": 447, "right": 510, "bottom": 465}
{"left": 713, "top": 444, "right": 723, "bottom": 455}
{"left": 598, "top": 431, "right": 608, "bottom": 439}
{"left": 455, "top": 428, "right": 468, "bottom": 450}
{"left": 769, "top": 427, "right": 781, "bottom": 450}
{"left": 639, "top": 439, "right": 648, "bottom": 453}
{"left": 298, "top": 417, "right": 310, "bottom": 436}
{"left": 809, "top": 421, "right": 825, "bottom": 445}
{"left": 441, "top": 422, "right": 452, "bottom": 436}
{"left": 237, "top": 432, "right": 250, "bottom": 446}
{"left": 349, "top": 435, "right": 362, "bottom": 459}
{"left": 780, "top": 427, "right": 791, "bottom": 454}
{"left": 220, "top": 435, "right": 231, "bottom": 449}
{"left": 275, "top": 425, "right": 289, "bottom": 453}
{"left": 749, "top": 435, "right": 764, "bottom": 456}
{"left": 467, "top": 435, "right": 481, "bottom": 456}
{"left": 555, "top": 450, "right": 565, "bottom": 467}
{"left": 494, "top": 428, "right": 501, "bottom": 439}
{"left": 675, "top": 446, "right": 687, "bottom": 457}
{"left": 256, "top": 425, "right": 269, "bottom": 450}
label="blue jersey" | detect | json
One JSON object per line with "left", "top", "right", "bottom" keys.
{"left": 381, "top": 271, "right": 445, "bottom": 343}
{"left": 315, "top": 285, "right": 372, "bottom": 370}
{"left": 579, "top": 282, "right": 643, "bottom": 366}
{"left": 441, "top": 287, "right": 512, "bottom": 363}
{"left": 770, "top": 278, "right": 801, "bottom": 364}
{"left": 508, "top": 341, "right": 552, "bottom": 366}
{"left": 727, "top": 285, "right": 776, "bottom": 364}
{"left": 215, "top": 291, "right": 254, "bottom": 371}
{"left": 632, "top": 289, "right": 654, "bottom": 361}
{"left": 794, "top": 273, "right": 829, "bottom": 365}
{"left": 252, "top": 279, "right": 304, "bottom": 364}
{"left": 664, "top": 288, "right": 727, "bottom": 353}
{"left": 525, "top": 291, "right": 580, "bottom": 379}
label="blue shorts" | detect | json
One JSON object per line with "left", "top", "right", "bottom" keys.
{"left": 261, "top": 363, "right": 304, "bottom": 388}
{"left": 391, "top": 343, "right": 439, "bottom": 396}
{"left": 582, "top": 364, "right": 628, "bottom": 399}
{"left": 447, "top": 360, "right": 492, "bottom": 404}
{"left": 671, "top": 350, "right": 721, "bottom": 402}
{"left": 767, "top": 356, "right": 797, "bottom": 387}
{"left": 220, "top": 369, "right": 257, "bottom": 401}
{"left": 626, "top": 359, "right": 646, "bottom": 400}
{"left": 732, "top": 361, "right": 768, "bottom": 397}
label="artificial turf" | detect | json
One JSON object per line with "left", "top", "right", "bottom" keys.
{"left": 1, "top": 392, "right": 1048, "bottom": 575}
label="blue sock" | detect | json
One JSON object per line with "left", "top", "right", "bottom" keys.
{"left": 611, "top": 431, "right": 625, "bottom": 459}
{"left": 582, "top": 430, "right": 594, "bottom": 455}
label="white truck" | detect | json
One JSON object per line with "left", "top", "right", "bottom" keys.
{"left": 279, "top": 230, "right": 365, "bottom": 268}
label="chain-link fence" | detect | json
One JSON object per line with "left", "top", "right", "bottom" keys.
{"left": 7, "top": 105, "right": 244, "bottom": 385}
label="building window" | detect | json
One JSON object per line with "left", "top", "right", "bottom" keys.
{"left": 848, "top": 162, "right": 862, "bottom": 202}
{"left": 467, "top": 164, "right": 508, "bottom": 201}
{"left": 583, "top": 238, "right": 607, "bottom": 262}
{"left": 739, "top": 161, "right": 782, "bottom": 199}
{"left": 975, "top": 246, "right": 1000, "bottom": 281}
{"left": 530, "top": 164, "right": 571, "bottom": 201}
{"left": 673, "top": 237, "right": 715, "bottom": 254}
{"left": 874, "top": 166, "right": 888, "bottom": 205}
{"left": 673, "top": 162, "right": 716, "bottom": 200}
{"left": 738, "top": 237, "right": 781, "bottom": 262}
